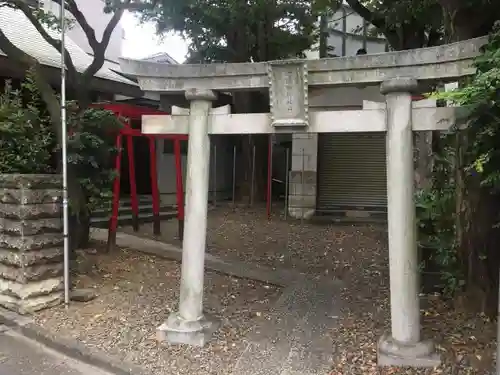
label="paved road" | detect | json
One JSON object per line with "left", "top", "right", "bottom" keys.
{"left": 0, "top": 327, "right": 112, "bottom": 375}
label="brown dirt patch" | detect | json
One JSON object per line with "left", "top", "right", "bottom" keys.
{"left": 122, "top": 206, "right": 496, "bottom": 374}
{"left": 33, "top": 244, "right": 281, "bottom": 375}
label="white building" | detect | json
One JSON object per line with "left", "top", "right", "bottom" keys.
{"left": 326, "top": 2, "right": 388, "bottom": 57}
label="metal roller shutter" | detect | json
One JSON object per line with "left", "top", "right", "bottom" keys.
{"left": 317, "top": 132, "right": 387, "bottom": 211}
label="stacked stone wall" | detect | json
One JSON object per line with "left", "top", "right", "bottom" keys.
{"left": 0, "top": 174, "right": 63, "bottom": 314}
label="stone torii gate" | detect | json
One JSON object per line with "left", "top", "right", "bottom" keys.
{"left": 120, "top": 37, "right": 485, "bottom": 367}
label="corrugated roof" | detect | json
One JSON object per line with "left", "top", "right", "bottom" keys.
{"left": 0, "top": 6, "right": 137, "bottom": 86}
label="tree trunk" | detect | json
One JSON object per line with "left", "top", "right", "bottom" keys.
{"left": 31, "top": 66, "right": 91, "bottom": 249}
{"left": 439, "top": 0, "right": 499, "bottom": 41}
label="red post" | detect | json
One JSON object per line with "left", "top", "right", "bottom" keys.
{"left": 149, "top": 137, "right": 161, "bottom": 235}
{"left": 126, "top": 128, "right": 139, "bottom": 232}
{"left": 108, "top": 133, "right": 123, "bottom": 251}
{"left": 174, "top": 139, "right": 185, "bottom": 241}
{"left": 266, "top": 135, "right": 273, "bottom": 219}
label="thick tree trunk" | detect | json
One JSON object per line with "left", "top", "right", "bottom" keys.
{"left": 439, "top": 0, "right": 499, "bottom": 41}
{"left": 31, "top": 67, "right": 91, "bottom": 249}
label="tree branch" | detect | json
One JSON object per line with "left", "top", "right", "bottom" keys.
{"left": 344, "top": 0, "right": 386, "bottom": 31}
{"left": 65, "top": 0, "right": 100, "bottom": 53}
{"left": 9, "top": 0, "right": 79, "bottom": 82}
{"left": 63, "top": 0, "right": 125, "bottom": 80}
{"left": 15, "top": 0, "right": 127, "bottom": 104}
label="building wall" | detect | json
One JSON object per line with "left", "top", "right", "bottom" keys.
{"left": 327, "top": 4, "right": 388, "bottom": 57}
{"left": 43, "top": 0, "right": 124, "bottom": 62}
{"left": 288, "top": 4, "right": 388, "bottom": 219}
{"left": 287, "top": 85, "right": 385, "bottom": 219}
{"left": 304, "top": 4, "right": 387, "bottom": 60}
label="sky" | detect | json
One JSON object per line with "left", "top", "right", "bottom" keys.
{"left": 120, "top": 11, "right": 188, "bottom": 63}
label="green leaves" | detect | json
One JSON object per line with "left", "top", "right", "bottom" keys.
{"left": 438, "top": 27, "right": 500, "bottom": 187}
{"left": 0, "top": 77, "right": 54, "bottom": 174}
{"left": 0, "top": 74, "right": 122, "bottom": 213}
{"left": 127, "top": 0, "right": 333, "bottom": 63}
{"left": 416, "top": 27, "right": 500, "bottom": 297}
{"left": 65, "top": 105, "right": 123, "bottom": 212}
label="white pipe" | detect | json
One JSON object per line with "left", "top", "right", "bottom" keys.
{"left": 212, "top": 144, "right": 217, "bottom": 207}
{"left": 301, "top": 148, "right": 305, "bottom": 225}
{"left": 284, "top": 148, "right": 289, "bottom": 220}
{"left": 269, "top": 138, "right": 273, "bottom": 213}
{"left": 497, "top": 266, "right": 500, "bottom": 375}
{"left": 232, "top": 145, "right": 236, "bottom": 205}
{"left": 60, "top": 2, "right": 70, "bottom": 306}
{"left": 250, "top": 145, "right": 256, "bottom": 206}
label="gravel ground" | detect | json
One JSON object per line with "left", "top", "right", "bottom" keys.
{"left": 33, "top": 245, "right": 281, "bottom": 375}
{"left": 121, "top": 204, "right": 386, "bottom": 278}
{"left": 122, "top": 205, "right": 496, "bottom": 374}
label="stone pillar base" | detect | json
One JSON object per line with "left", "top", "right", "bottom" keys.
{"left": 288, "top": 207, "right": 315, "bottom": 220}
{"left": 157, "top": 312, "right": 220, "bottom": 347}
{"left": 377, "top": 333, "right": 441, "bottom": 368}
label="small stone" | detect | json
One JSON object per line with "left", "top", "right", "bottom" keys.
{"left": 70, "top": 288, "right": 97, "bottom": 302}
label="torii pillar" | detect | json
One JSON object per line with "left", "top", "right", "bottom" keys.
{"left": 156, "top": 88, "right": 219, "bottom": 346}
{"left": 377, "top": 78, "right": 440, "bottom": 367}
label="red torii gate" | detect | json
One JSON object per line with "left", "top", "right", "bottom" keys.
{"left": 91, "top": 103, "right": 186, "bottom": 251}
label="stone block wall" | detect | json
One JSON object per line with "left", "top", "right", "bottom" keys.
{"left": 288, "top": 133, "right": 318, "bottom": 219}
{"left": 0, "top": 174, "right": 64, "bottom": 314}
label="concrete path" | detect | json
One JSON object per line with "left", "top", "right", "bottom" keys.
{"left": 93, "top": 228, "right": 343, "bottom": 375}
{"left": 232, "top": 278, "right": 341, "bottom": 375}
{"left": 0, "top": 326, "right": 112, "bottom": 375}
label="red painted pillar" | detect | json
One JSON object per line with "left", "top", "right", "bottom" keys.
{"left": 266, "top": 135, "right": 273, "bottom": 219}
{"left": 149, "top": 137, "right": 161, "bottom": 235}
{"left": 108, "top": 133, "right": 123, "bottom": 252}
{"left": 174, "top": 139, "right": 185, "bottom": 241}
{"left": 126, "top": 129, "right": 139, "bottom": 232}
